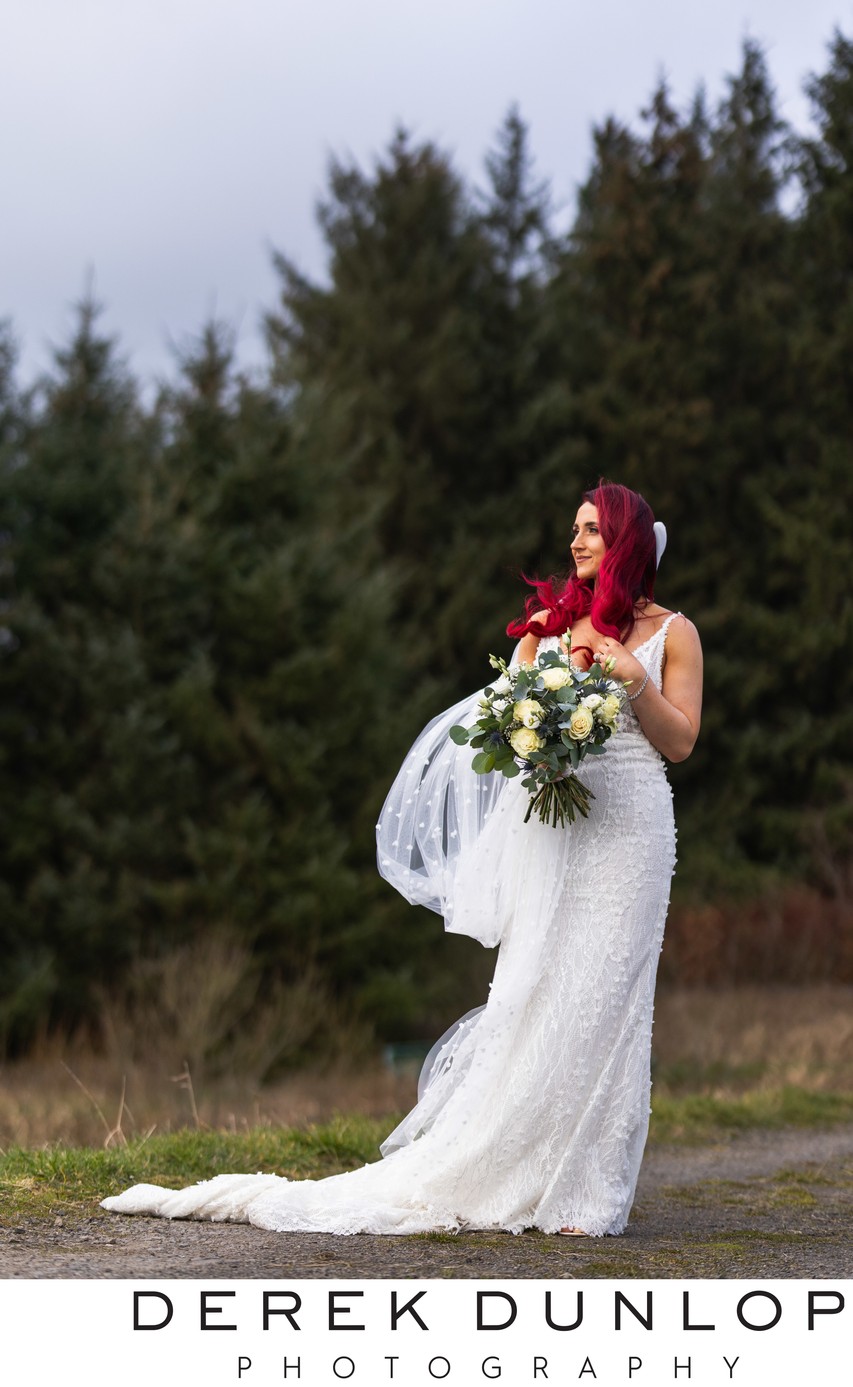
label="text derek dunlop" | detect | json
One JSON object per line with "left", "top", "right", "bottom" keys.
{"left": 130, "top": 1284, "right": 845, "bottom": 1383}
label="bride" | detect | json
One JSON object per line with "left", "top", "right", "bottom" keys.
{"left": 102, "top": 481, "right": 702, "bottom": 1237}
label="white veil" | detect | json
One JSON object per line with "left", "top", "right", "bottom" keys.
{"left": 375, "top": 641, "right": 591, "bottom": 1151}
{"left": 375, "top": 683, "right": 510, "bottom": 947}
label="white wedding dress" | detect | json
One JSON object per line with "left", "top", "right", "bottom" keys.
{"left": 102, "top": 617, "right": 679, "bottom": 1237}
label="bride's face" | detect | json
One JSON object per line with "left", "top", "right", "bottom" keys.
{"left": 570, "top": 502, "right": 605, "bottom": 582}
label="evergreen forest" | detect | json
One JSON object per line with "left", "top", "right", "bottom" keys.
{"left": 2, "top": 35, "right": 851, "bottom": 1069}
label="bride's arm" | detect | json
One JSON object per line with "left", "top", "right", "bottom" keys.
{"left": 514, "top": 610, "right": 702, "bottom": 762}
{"left": 623, "top": 617, "right": 703, "bottom": 763}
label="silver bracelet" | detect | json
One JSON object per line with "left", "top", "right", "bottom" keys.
{"left": 626, "top": 669, "right": 650, "bottom": 702}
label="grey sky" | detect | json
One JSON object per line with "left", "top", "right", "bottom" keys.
{"left": 3, "top": 0, "right": 850, "bottom": 388}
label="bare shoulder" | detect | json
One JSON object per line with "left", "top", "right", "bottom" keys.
{"left": 665, "top": 613, "right": 703, "bottom": 665}
{"left": 667, "top": 613, "right": 701, "bottom": 643}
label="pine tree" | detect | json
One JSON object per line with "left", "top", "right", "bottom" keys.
{"left": 480, "top": 104, "right": 551, "bottom": 282}
{"left": 0, "top": 299, "right": 151, "bottom": 1041}
{"left": 751, "top": 29, "right": 853, "bottom": 878}
{"left": 266, "top": 129, "right": 529, "bottom": 682}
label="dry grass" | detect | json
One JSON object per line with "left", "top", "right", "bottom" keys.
{"left": 0, "top": 1050, "right": 416, "bottom": 1150}
{"left": 0, "top": 930, "right": 409, "bottom": 1149}
{"left": 652, "top": 983, "right": 853, "bottom": 1095}
{"left": 0, "top": 984, "right": 850, "bottom": 1150}
{"left": 93, "top": 931, "right": 373, "bottom": 1080}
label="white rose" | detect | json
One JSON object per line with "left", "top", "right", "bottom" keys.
{"left": 582, "top": 693, "right": 604, "bottom": 711}
{"left": 599, "top": 693, "right": 622, "bottom": 725}
{"left": 568, "top": 706, "right": 595, "bottom": 741}
{"left": 510, "top": 726, "right": 545, "bottom": 758}
{"left": 513, "top": 698, "right": 545, "bottom": 729}
{"left": 540, "top": 667, "right": 572, "bottom": 691}
{"left": 491, "top": 674, "right": 512, "bottom": 696}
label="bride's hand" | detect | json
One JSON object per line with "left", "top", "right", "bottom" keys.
{"left": 590, "top": 637, "right": 644, "bottom": 685}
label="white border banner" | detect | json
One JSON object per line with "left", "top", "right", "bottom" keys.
{"left": 3, "top": 1278, "right": 848, "bottom": 1386}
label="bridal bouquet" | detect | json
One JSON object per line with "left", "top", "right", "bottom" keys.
{"left": 449, "top": 647, "right": 627, "bottom": 828}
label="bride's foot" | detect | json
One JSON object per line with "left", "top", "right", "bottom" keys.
{"left": 558, "top": 1225, "right": 588, "bottom": 1236}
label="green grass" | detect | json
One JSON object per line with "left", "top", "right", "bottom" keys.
{"left": 652, "top": 1058, "right": 769, "bottom": 1091}
{"left": 0, "top": 1114, "right": 391, "bottom": 1222}
{"left": 1, "top": 1087, "right": 852, "bottom": 1224}
{"left": 648, "top": 1085, "right": 853, "bottom": 1143}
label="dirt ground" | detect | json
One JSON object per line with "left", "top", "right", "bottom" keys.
{"left": 1, "top": 1126, "right": 851, "bottom": 1280}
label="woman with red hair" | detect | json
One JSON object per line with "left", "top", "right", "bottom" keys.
{"left": 509, "top": 481, "right": 702, "bottom": 765}
{"left": 104, "top": 481, "right": 702, "bottom": 1241}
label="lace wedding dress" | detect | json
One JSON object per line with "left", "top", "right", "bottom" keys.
{"left": 102, "top": 616, "right": 679, "bottom": 1236}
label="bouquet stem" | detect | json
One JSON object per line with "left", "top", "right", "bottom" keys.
{"left": 523, "top": 774, "right": 594, "bottom": 828}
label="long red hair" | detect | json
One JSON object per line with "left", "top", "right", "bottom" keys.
{"left": 507, "top": 481, "right": 657, "bottom": 648}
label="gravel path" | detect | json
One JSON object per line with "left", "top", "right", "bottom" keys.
{"left": 2, "top": 1126, "right": 851, "bottom": 1280}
